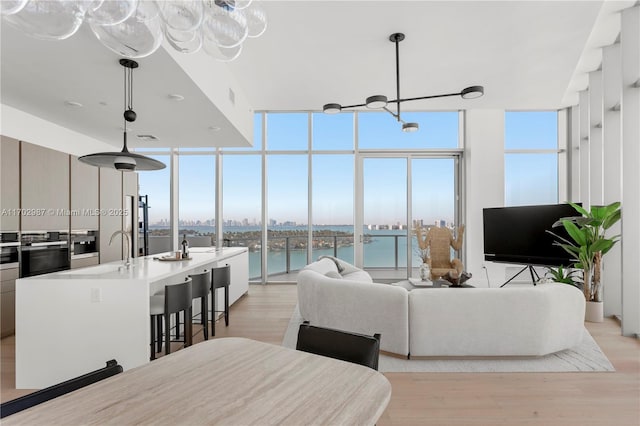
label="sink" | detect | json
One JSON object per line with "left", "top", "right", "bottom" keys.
{"left": 63, "top": 264, "right": 129, "bottom": 276}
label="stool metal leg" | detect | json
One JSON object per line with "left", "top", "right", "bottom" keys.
{"left": 211, "top": 287, "right": 216, "bottom": 337}
{"left": 164, "top": 312, "right": 171, "bottom": 355}
{"left": 224, "top": 286, "right": 229, "bottom": 326}
{"left": 150, "top": 316, "right": 156, "bottom": 360}
{"left": 202, "top": 297, "right": 208, "bottom": 340}
{"left": 156, "top": 315, "right": 163, "bottom": 353}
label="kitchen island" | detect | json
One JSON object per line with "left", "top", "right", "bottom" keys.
{"left": 15, "top": 247, "right": 248, "bottom": 389}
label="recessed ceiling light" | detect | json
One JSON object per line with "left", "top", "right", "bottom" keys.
{"left": 64, "top": 100, "right": 83, "bottom": 108}
{"left": 208, "top": 126, "right": 221, "bottom": 132}
{"left": 168, "top": 94, "right": 185, "bottom": 101}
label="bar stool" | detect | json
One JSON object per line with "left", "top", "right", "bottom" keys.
{"left": 150, "top": 277, "right": 193, "bottom": 360}
{"left": 211, "top": 264, "right": 231, "bottom": 337}
{"left": 188, "top": 270, "right": 212, "bottom": 341}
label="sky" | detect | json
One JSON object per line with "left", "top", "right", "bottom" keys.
{"left": 139, "top": 111, "right": 558, "bottom": 225}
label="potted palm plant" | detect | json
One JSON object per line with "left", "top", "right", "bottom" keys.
{"left": 548, "top": 201, "right": 621, "bottom": 322}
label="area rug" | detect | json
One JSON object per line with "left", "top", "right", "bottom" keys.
{"left": 282, "top": 305, "right": 615, "bottom": 373}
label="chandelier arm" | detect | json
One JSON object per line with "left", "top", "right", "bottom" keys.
{"left": 392, "top": 92, "right": 463, "bottom": 103}
{"left": 383, "top": 106, "right": 406, "bottom": 124}
{"left": 339, "top": 103, "right": 368, "bottom": 109}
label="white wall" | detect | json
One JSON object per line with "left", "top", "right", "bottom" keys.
{"left": 602, "top": 42, "right": 623, "bottom": 317}
{"left": 621, "top": 5, "right": 640, "bottom": 337}
{"left": 464, "top": 110, "right": 505, "bottom": 288}
{"left": 0, "top": 104, "right": 113, "bottom": 156}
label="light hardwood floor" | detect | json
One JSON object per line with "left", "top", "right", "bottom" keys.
{"left": 2, "top": 284, "right": 639, "bottom": 425}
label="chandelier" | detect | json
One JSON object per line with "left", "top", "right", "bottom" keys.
{"left": 323, "top": 33, "right": 484, "bottom": 132}
{"left": 1, "top": 0, "right": 267, "bottom": 62}
{"left": 79, "top": 59, "right": 166, "bottom": 171}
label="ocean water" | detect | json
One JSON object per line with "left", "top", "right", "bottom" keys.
{"left": 152, "top": 225, "right": 420, "bottom": 279}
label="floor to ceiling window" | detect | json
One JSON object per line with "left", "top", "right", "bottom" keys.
{"left": 135, "top": 110, "right": 464, "bottom": 283}
{"left": 264, "top": 113, "right": 309, "bottom": 276}
{"left": 222, "top": 113, "right": 263, "bottom": 280}
{"left": 137, "top": 153, "right": 171, "bottom": 255}
{"left": 222, "top": 154, "right": 262, "bottom": 280}
{"left": 178, "top": 153, "right": 215, "bottom": 247}
{"left": 505, "top": 111, "right": 559, "bottom": 206}
{"left": 311, "top": 112, "right": 355, "bottom": 264}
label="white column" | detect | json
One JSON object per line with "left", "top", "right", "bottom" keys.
{"left": 589, "top": 71, "right": 604, "bottom": 206}
{"left": 558, "top": 109, "right": 568, "bottom": 202}
{"left": 464, "top": 109, "right": 504, "bottom": 288}
{"left": 578, "top": 90, "right": 590, "bottom": 206}
{"left": 568, "top": 106, "right": 581, "bottom": 202}
{"left": 602, "top": 42, "right": 623, "bottom": 317}
{"left": 621, "top": 5, "right": 640, "bottom": 337}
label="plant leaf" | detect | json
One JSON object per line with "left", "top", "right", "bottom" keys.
{"left": 563, "top": 220, "right": 587, "bottom": 246}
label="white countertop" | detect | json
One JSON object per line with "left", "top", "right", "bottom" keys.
{"left": 18, "top": 247, "right": 247, "bottom": 283}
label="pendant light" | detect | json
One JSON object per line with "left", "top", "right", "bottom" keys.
{"left": 79, "top": 59, "right": 165, "bottom": 172}
{"left": 323, "top": 33, "right": 485, "bottom": 132}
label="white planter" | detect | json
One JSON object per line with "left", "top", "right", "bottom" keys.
{"left": 585, "top": 301, "right": 604, "bottom": 323}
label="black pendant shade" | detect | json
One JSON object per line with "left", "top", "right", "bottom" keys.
{"left": 79, "top": 59, "right": 165, "bottom": 172}
{"left": 323, "top": 33, "right": 485, "bottom": 132}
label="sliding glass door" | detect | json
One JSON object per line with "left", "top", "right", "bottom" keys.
{"left": 357, "top": 155, "right": 459, "bottom": 280}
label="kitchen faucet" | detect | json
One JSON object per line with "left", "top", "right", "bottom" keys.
{"left": 109, "top": 230, "right": 132, "bottom": 269}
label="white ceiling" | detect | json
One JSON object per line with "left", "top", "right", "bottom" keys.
{"left": 0, "top": 1, "right": 633, "bottom": 150}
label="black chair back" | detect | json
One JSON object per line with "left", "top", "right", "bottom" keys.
{"left": 212, "top": 264, "right": 231, "bottom": 290}
{"left": 189, "top": 270, "right": 211, "bottom": 299}
{"left": 296, "top": 322, "right": 381, "bottom": 370}
{"left": 164, "top": 278, "right": 193, "bottom": 315}
{"left": 0, "top": 360, "right": 123, "bottom": 418}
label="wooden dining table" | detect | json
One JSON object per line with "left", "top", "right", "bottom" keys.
{"left": 4, "top": 337, "right": 392, "bottom": 425}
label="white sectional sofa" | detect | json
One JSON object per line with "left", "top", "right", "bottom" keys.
{"left": 297, "top": 258, "right": 586, "bottom": 357}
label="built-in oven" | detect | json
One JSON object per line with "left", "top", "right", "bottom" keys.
{"left": 0, "top": 232, "right": 20, "bottom": 270}
{"left": 71, "top": 230, "right": 99, "bottom": 260}
{"left": 20, "top": 231, "right": 70, "bottom": 278}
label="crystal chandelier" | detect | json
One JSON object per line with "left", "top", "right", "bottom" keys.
{"left": 1, "top": 0, "right": 267, "bottom": 62}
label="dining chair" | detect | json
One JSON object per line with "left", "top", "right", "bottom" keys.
{"left": 150, "top": 277, "right": 193, "bottom": 359}
{"left": 0, "top": 360, "right": 123, "bottom": 418}
{"left": 296, "top": 322, "right": 381, "bottom": 370}
{"left": 210, "top": 264, "right": 231, "bottom": 336}
{"left": 188, "top": 269, "right": 212, "bottom": 341}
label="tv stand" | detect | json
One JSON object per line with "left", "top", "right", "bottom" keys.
{"left": 500, "top": 265, "right": 540, "bottom": 287}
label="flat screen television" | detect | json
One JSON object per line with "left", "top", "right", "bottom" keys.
{"left": 483, "top": 203, "right": 580, "bottom": 267}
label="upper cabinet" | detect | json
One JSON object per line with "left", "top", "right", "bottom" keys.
{"left": 0, "top": 136, "right": 20, "bottom": 231}
{"left": 70, "top": 156, "right": 99, "bottom": 230}
{"left": 20, "top": 142, "right": 70, "bottom": 231}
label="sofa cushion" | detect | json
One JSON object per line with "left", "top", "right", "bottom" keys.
{"left": 303, "top": 258, "right": 340, "bottom": 275}
{"left": 317, "top": 255, "right": 345, "bottom": 272}
{"left": 305, "top": 257, "right": 373, "bottom": 283}
{"left": 342, "top": 270, "right": 373, "bottom": 283}
{"left": 324, "top": 270, "right": 342, "bottom": 279}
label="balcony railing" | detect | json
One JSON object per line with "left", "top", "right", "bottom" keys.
{"left": 148, "top": 233, "right": 416, "bottom": 280}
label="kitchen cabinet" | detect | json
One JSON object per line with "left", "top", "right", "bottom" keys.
{"left": 70, "top": 256, "right": 99, "bottom": 270}
{"left": 70, "top": 156, "right": 99, "bottom": 230}
{"left": 0, "top": 268, "right": 18, "bottom": 337}
{"left": 1, "top": 136, "right": 20, "bottom": 232}
{"left": 20, "top": 142, "right": 70, "bottom": 231}
{"left": 99, "top": 168, "right": 122, "bottom": 263}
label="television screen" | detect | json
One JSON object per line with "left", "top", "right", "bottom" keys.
{"left": 483, "top": 203, "right": 580, "bottom": 267}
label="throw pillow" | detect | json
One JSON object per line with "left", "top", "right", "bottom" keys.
{"left": 324, "top": 270, "right": 342, "bottom": 279}
{"left": 317, "top": 255, "right": 345, "bottom": 273}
